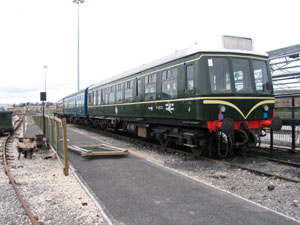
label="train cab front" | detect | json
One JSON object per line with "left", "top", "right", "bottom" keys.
{"left": 202, "top": 53, "right": 282, "bottom": 156}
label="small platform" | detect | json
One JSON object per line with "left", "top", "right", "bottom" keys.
{"left": 17, "top": 138, "right": 36, "bottom": 159}
{"left": 17, "top": 142, "right": 35, "bottom": 149}
{"left": 68, "top": 144, "right": 129, "bottom": 157}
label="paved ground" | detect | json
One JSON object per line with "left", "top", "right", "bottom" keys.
{"left": 67, "top": 127, "right": 300, "bottom": 225}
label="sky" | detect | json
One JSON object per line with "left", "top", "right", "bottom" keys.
{"left": 0, "top": 0, "right": 299, "bottom": 104}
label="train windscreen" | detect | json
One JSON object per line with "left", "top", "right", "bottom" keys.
{"left": 208, "top": 57, "right": 271, "bottom": 94}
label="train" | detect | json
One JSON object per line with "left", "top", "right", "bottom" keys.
{"left": 55, "top": 37, "right": 282, "bottom": 157}
{"left": 0, "top": 110, "right": 13, "bottom": 135}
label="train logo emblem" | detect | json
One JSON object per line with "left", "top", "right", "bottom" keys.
{"left": 165, "top": 102, "right": 174, "bottom": 114}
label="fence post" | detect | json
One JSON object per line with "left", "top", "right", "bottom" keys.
{"left": 270, "top": 128, "right": 273, "bottom": 155}
{"left": 55, "top": 120, "right": 59, "bottom": 155}
{"left": 50, "top": 118, "right": 53, "bottom": 147}
{"left": 45, "top": 117, "right": 48, "bottom": 139}
{"left": 62, "top": 118, "right": 69, "bottom": 176}
{"left": 291, "top": 96, "right": 295, "bottom": 151}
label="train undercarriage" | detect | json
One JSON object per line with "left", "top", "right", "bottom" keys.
{"left": 62, "top": 114, "right": 276, "bottom": 158}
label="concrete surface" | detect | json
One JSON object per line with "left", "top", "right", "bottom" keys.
{"left": 67, "top": 127, "right": 300, "bottom": 225}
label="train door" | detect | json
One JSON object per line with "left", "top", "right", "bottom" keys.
{"left": 135, "top": 78, "right": 143, "bottom": 102}
{"left": 184, "top": 63, "right": 195, "bottom": 97}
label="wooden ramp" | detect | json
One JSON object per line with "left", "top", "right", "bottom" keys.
{"left": 68, "top": 144, "right": 129, "bottom": 157}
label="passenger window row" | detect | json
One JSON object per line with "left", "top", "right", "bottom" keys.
{"left": 88, "top": 64, "right": 195, "bottom": 106}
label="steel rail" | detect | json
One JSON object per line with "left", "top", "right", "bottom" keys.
{"left": 2, "top": 119, "right": 38, "bottom": 225}
{"left": 246, "top": 152, "right": 300, "bottom": 167}
{"left": 218, "top": 159, "right": 300, "bottom": 183}
{"left": 255, "top": 145, "right": 300, "bottom": 154}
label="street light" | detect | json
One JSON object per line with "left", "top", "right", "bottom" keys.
{"left": 73, "top": 0, "right": 85, "bottom": 92}
{"left": 44, "top": 65, "right": 48, "bottom": 93}
{"left": 42, "top": 65, "right": 48, "bottom": 135}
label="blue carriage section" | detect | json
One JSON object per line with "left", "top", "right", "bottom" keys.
{"left": 63, "top": 88, "right": 88, "bottom": 116}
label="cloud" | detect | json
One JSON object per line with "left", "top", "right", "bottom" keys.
{"left": 0, "top": 87, "right": 38, "bottom": 94}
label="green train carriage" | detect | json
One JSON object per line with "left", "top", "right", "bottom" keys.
{"left": 84, "top": 40, "right": 281, "bottom": 157}
{"left": 0, "top": 110, "right": 13, "bottom": 135}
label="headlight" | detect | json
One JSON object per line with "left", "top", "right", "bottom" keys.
{"left": 220, "top": 105, "right": 226, "bottom": 112}
{"left": 263, "top": 105, "right": 269, "bottom": 112}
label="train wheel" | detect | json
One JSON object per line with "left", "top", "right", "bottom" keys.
{"left": 159, "top": 136, "right": 170, "bottom": 148}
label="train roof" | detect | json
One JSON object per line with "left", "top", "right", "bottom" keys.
{"left": 89, "top": 43, "right": 268, "bottom": 90}
{"left": 63, "top": 87, "right": 87, "bottom": 100}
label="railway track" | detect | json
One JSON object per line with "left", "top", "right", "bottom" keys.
{"left": 1, "top": 117, "right": 39, "bottom": 225}
{"left": 247, "top": 152, "right": 300, "bottom": 168}
{"left": 246, "top": 145, "right": 300, "bottom": 169}
{"left": 73, "top": 124, "right": 300, "bottom": 184}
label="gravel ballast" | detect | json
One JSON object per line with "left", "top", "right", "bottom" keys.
{"left": 0, "top": 116, "right": 107, "bottom": 225}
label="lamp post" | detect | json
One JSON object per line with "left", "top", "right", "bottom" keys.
{"left": 44, "top": 65, "right": 48, "bottom": 93}
{"left": 73, "top": 0, "right": 85, "bottom": 92}
{"left": 42, "top": 65, "right": 48, "bottom": 136}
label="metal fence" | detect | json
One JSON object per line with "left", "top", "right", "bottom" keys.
{"left": 261, "top": 93, "right": 300, "bottom": 150}
{"left": 33, "top": 115, "right": 69, "bottom": 176}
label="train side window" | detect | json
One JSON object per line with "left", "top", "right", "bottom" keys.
{"left": 125, "top": 80, "right": 133, "bottom": 102}
{"left": 104, "top": 88, "right": 109, "bottom": 105}
{"left": 88, "top": 93, "right": 93, "bottom": 105}
{"left": 93, "top": 91, "right": 97, "bottom": 105}
{"left": 117, "top": 84, "right": 123, "bottom": 103}
{"left": 253, "top": 60, "right": 270, "bottom": 93}
{"left": 145, "top": 73, "right": 156, "bottom": 100}
{"left": 162, "top": 68, "right": 178, "bottom": 99}
{"left": 136, "top": 79, "right": 141, "bottom": 96}
{"left": 91, "top": 92, "right": 95, "bottom": 105}
{"left": 95, "top": 91, "right": 98, "bottom": 105}
{"left": 208, "top": 58, "right": 231, "bottom": 93}
{"left": 186, "top": 65, "right": 194, "bottom": 90}
{"left": 76, "top": 96, "right": 80, "bottom": 107}
{"left": 109, "top": 86, "right": 115, "bottom": 104}
{"left": 97, "top": 89, "right": 102, "bottom": 105}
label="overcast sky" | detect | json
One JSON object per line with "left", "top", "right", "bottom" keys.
{"left": 0, "top": 0, "right": 299, "bottom": 104}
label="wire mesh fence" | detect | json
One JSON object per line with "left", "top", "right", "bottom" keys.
{"left": 33, "top": 115, "right": 69, "bottom": 175}
{"left": 261, "top": 126, "right": 300, "bottom": 148}
{"left": 261, "top": 94, "right": 300, "bottom": 150}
